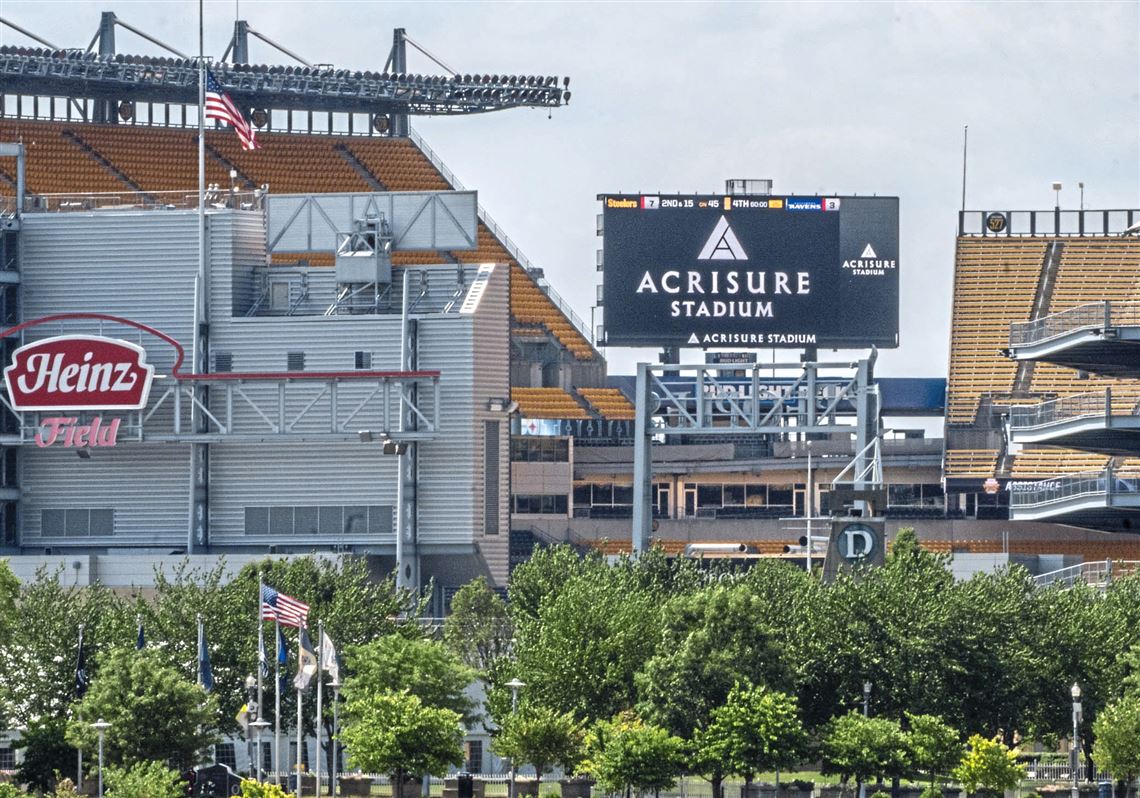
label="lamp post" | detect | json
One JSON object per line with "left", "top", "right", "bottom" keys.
{"left": 245, "top": 674, "right": 258, "bottom": 779}
{"left": 506, "top": 678, "right": 526, "bottom": 798}
{"left": 806, "top": 440, "right": 814, "bottom": 574}
{"left": 1071, "top": 683, "right": 1082, "bottom": 798}
{"left": 859, "top": 682, "right": 871, "bottom": 798}
{"left": 91, "top": 718, "right": 110, "bottom": 798}
{"left": 251, "top": 720, "right": 271, "bottom": 782}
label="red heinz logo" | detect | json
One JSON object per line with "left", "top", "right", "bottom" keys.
{"left": 4, "top": 335, "right": 155, "bottom": 412}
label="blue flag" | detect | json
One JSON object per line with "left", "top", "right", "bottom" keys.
{"left": 199, "top": 626, "right": 214, "bottom": 692}
{"left": 136, "top": 620, "right": 145, "bottom": 650}
{"left": 277, "top": 625, "right": 288, "bottom": 666}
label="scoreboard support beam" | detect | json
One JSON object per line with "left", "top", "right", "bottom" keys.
{"left": 631, "top": 362, "right": 653, "bottom": 554}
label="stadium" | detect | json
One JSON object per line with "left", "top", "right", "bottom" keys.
{"left": 0, "top": 6, "right": 1135, "bottom": 619}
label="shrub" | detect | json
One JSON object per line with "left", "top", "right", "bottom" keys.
{"left": 920, "top": 787, "right": 942, "bottom": 798}
{"left": 0, "top": 783, "right": 24, "bottom": 798}
{"left": 51, "top": 778, "right": 79, "bottom": 798}
{"left": 103, "top": 762, "right": 185, "bottom": 798}
{"left": 871, "top": 791, "right": 892, "bottom": 798}
{"left": 240, "top": 780, "right": 293, "bottom": 798}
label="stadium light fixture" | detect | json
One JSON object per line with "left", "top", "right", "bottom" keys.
{"left": 1052, "top": 181, "right": 1062, "bottom": 208}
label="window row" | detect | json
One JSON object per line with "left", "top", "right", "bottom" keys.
{"left": 41, "top": 508, "right": 114, "bottom": 537}
{"left": 212, "top": 350, "right": 376, "bottom": 373}
{"left": 511, "top": 494, "right": 569, "bottom": 515}
{"left": 244, "top": 505, "right": 392, "bottom": 536}
{"left": 510, "top": 437, "right": 570, "bottom": 463}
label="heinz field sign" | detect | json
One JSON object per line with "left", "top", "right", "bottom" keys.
{"left": 3, "top": 335, "right": 156, "bottom": 448}
{"left": 599, "top": 194, "right": 899, "bottom": 349}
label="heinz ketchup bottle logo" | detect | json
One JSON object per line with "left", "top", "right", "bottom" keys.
{"left": 4, "top": 335, "right": 155, "bottom": 412}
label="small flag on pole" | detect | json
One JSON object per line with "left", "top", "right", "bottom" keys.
{"left": 75, "top": 626, "right": 89, "bottom": 699}
{"left": 236, "top": 703, "right": 251, "bottom": 733}
{"left": 320, "top": 629, "right": 339, "bottom": 684}
{"left": 259, "top": 634, "right": 270, "bottom": 679}
{"left": 294, "top": 626, "right": 318, "bottom": 691}
{"left": 204, "top": 70, "right": 260, "bottom": 151}
{"left": 198, "top": 620, "right": 215, "bottom": 693}
{"left": 136, "top": 616, "right": 145, "bottom": 650}
{"left": 261, "top": 585, "right": 310, "bottom": 628}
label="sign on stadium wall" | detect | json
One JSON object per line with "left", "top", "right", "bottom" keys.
{"left": 599, "top": 194, "right": 899, "bottom": 349}
{"left": 3, "top": 335, "right": 156, "bottom": 448}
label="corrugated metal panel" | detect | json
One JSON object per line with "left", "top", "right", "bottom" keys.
{"left": 470, "top": 264, "right": 511, "bottom": 584}
{"left": 208, "top": 443, "right": 397, "bottom": 546}
{"left": 20, "top": 211, "right": 199, "bottom": 373}
{"left": 208, "top": 210, "right": 267, "bottom": 317}
{"left": 21, "top": 445, "right": 189, "bottom": 546}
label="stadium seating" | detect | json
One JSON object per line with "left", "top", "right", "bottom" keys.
{"left": 946, "top": 239, "right": 1048, "bottom": 424}
{"left": 943, "top": 448, "right": 999, "bottom": 479}
{"left": 511, "top": 387, "right": 590, "bottom": 419}
{"left": 1010, "top": 448, "right": 1109, "bottom": 478}
{"left": 577, "top": 388, "right": 635, "bottom": 420}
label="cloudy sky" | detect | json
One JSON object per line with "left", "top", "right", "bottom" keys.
{"left": 1, "top": 0, "right": 1137, "bottom": 378}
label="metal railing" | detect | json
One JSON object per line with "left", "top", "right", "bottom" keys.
{"left": 409, "top": 127, "right": 595, "bottom": 347}
{"left": 1009, "top": 301, "right": 1140, "bottom": 348}
{"left": 20, "top": 189, "right": 265, "bottom": 213}
{"left": 1008, "top": 470, "right": 1112, "bottom": 509}
{"left": 1008, "top": 390, "right": 1111, "bottom": 430}
{"left": 1033, "top": 559, "right": 1140, "bottom": 589}
{"left": 959, "top": 208, "right": 1139, "bottom": 237}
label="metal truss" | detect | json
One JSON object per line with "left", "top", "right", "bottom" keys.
{"left": 0, "top": 47, "right": 568, "bottom": 116}
{"left": 0, "top": 371, "right": 440, "bottom": 446}
{"left": 630, "top": 356, "right": 881, "bottom": 553}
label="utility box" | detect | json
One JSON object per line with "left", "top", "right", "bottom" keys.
{"left": 336, "top": 215, "right": 392, "bottom": 285}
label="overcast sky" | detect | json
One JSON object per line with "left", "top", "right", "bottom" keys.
{"left": 1, "top": 0, "right": 1138, "bottom": 378}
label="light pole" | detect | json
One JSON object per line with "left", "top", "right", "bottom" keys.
{"left": 251, "top": 720, "right": 271, "bottom": 782}
{"left": 91, "top": 718, "right": 110, "bottom": 798}
{"left": 330, "top": 679, "right": 341, "bottom": 798}
{"left": 245, "top": 674, "right": 257, "bottom": 779}
{"left": 506, "top": 678, "right": 526, "bottom": 798}
{"left": 859, "top": 682, "right": 871, "bottom": 798}
{"left": 1071, "top": 683, "right": 1082, "bottom": 798}
{"left": 806, "top": 440, "right": 814, "bottom": 574}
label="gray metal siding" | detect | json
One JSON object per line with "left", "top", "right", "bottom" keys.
{"left": 21, "top": 445, "right": 189, "bottom": 546}
{"left": 207, "top": 443, "right": 397, "bottom": 546}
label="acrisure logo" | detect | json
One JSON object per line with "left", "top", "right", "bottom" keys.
{"left": 842, "top": 242, "right": 897, "bottom": 276}
{"left": 697, "top": 216, "right": 748, "bottom": 261}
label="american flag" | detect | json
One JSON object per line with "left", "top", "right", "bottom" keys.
{"left": 261, "top": 584, "right": 310, "bottom": 628}
{"left": 204, "top": 70, "right": 260, "bottom": 151}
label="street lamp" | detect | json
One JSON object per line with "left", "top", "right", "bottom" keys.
{"left": 91, "top": 718, "right": 110, "bottom": 798}
{"left": 859, "top": 683, "right": 872, "bottom": 798}
{"left": 251, "top": 720, "right": 271, "bottom": 783}
{"left": 245, "top": 674, "right": 258, "bottom": 779}
{"left": 506, "top": 679, "right": 526, "bottom": 798}
{"left": 1071, "top": 683, "right": 1082, "bottom": 798}
{"left": 330, "top": 679, "right": 342, "bottom": 798}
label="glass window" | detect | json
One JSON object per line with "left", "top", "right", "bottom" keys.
{"left": 65, "top": 509, "right": 89, "bottom": 537}
{"left": 593, "top": 484, "right": 614, "bottom": 505}
{"left": 269, "top": 506, "right": 294, "bottom": 535}
{"left": 746, "top": 485, "right": 766, "bottom": 506}
{"left": 215, "top": 742, "right": 236, "bottom": 770}
{"left": 344, "top": 507, "right": 368, "bottom": 535}
{"left": 41, "top": 509, "right": 65, "bottom": 536}
{"left": 888, "top": 484, "right": 919, "bottom": 506}
{"left": 921, "top": 484, "right": 945, "bottom": 506}
{"left": 573, "top": 485, "right": 591, "bottom": 506}
{"left": 613, "top": 485, "right": 634, "bottom": 505}
{"left": 697, "top": 485, "right": 722, "bottom": 507}
{"left": 768, "top": 485, "right": 793, "bottom": 506}
{"left": 723, "top": 485, "right": 745, "bottom": 506}
{"left": 245, "top": 507, "right": 268, "bottom": 535}
{"left": 294, "top": 506, "right": 320, "bottom": 535}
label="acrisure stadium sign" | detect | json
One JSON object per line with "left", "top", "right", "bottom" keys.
{"left": 3, "top": 335, "right": 156, "bottom": 449}
{"left": 599, "top": 194, "right": 900, "bottom": 349}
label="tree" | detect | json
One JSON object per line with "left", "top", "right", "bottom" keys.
{"left": 905, "top": 713, "right": 962, "bottom": 790}
{"left": 344, "top": 635, "right": 477, "bottom": 723}
{"left": 952, "top": 735, "right": 1025, "bottom": 797}
{"left": 1092, "top": 696, "right": 1140, "bottom": 798}
{"left": 443, "top": 577, "right": 513, "bottom": 673}
{"left": 705, "top": 684, "right": 807, "bottom": 779}
{"left": 340, "top": 691, "right": 464, "bottom": 797}
{"left": 66, "top": 647, "right": 219, "bottom": 770}
{"left": 636, "top": 583, "right": 792, "bottom": 740}
{"left": 494, "top": 705, "right": 585, "bottom": 786}
{"left": 103, "top": 761, "right": 186, "bottom": 798}
{"left": 14, "top": 717, "right": 77, "bottom": 793}
{"left": 821, "top": 713, "right": 910, "bottom": 794}
{"left": 585, "top": 713, "right": 685, "bottom": 798}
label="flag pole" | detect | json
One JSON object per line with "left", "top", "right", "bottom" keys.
{"left": 296, "top": 625, "right": 304, "bottom": 798}
{"left": 76, "top": 624, "right": 84, "bottom": 791}
{"left": 257, "top": 574, "right": 265, "bottom": 776}
{"left": 197, "top": 614, "right": 204, "bottom": 687}
{"left": 315, "top": 620, "right": 324, "bottom": 797}
{"left": 275, "top": 619, "right": 282, "bottom": 786}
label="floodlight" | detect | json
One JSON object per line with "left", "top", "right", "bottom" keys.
{"left": 563, "top": 91, "right": 571, "bottom": 104}
{"left": 1071, "top": 683, "right": 1081, "bottom": 700}
{"left": 1051, "top": 181, "right": 1063, "bottom": 191}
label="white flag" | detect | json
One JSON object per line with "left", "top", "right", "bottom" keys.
{"left": 320, "top": 630, "right": 339, "bottom": 683}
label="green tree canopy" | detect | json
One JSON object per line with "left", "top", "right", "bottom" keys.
{"left": 494, "top": 705, "right": 585, "bottom": 784}
{"left": 821, "top": 712, "right": 910, "bottom": 789}
{"left": 442, "top": 577, "right": 513, "bottom": 674}
{"left": 344, "top": 634, "right": 477, "bottom": 723}
{"left": 696, "top": 683, "right": 808, "bottom": 781}
{"left": 340, "top": 691, "right": 464, "bottom": 793}
{"left": 952, "top": 735, "right": 1025, "bottom": 797}
{"left": 1092, "top": 696, "right": 1140, "bottom": 791}
{"left": 103, "top": 761, "right": 186, "bottom": 798}
{"left": 585, "top": 713, "right": 685, "bottom": 797}
{"left": 905, "top": 713, "right": 963, "bottom": 789}
{"left": 66, "top": 647, "right": 219, "bottom": 770}
{"left": 636, "top": 583, "right": 791, "bottom": 739}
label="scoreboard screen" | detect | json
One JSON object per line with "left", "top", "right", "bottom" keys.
{"left": 599, "top": 194, "right": 899, "bottom": 349}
